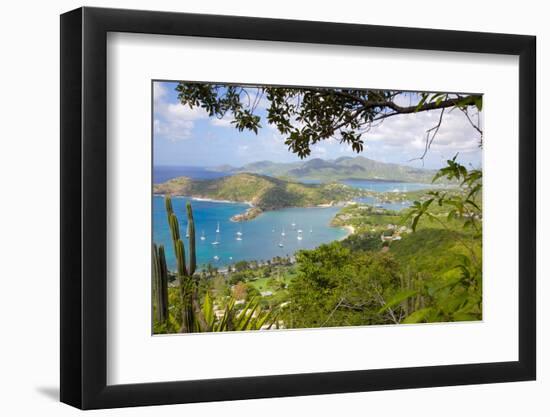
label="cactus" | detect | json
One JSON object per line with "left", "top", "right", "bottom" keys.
{"left": 163, "top": 195, "right": 205, "bottom": 332}
{"left": 152, "top": 244, "right": 169, "bottom": 323}
{"left": 154, "top": 196, "right": 278, "bottom": 333}
{"left": 186, "top": 202, "right": 196, "bottom": 275}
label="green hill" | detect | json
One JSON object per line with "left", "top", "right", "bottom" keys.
{"left": 231, "top": 156, "right": 437, "bottom": 183}
{"left": 153, "top": 173, "right": 364, "bottom": 210}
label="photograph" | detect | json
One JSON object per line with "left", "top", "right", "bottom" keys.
{"left": 0, "top": 0, "right": 543, "bottom": 413}
{"left": 151, "top": 81, "right": 483, "bottom": 334}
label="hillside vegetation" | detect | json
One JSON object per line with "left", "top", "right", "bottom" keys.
{"left": 153, "top": 173, "right": 364, "bottom": 210}
{"left": 153, "top": 159, "right": 483, "bottom": 333}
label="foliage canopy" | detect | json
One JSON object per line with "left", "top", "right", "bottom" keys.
{"left": 175, "top": 83, "right": 483, "bottom": 159}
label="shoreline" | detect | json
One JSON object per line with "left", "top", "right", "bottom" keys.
{"left": 154, "top": 192, "right": 354, "bottom": 226}
{"left": 339, "top": 225, "right": 355, "bottom": 241}
{"left": 191, "top": 196, "right": 254, "bottom": 206}
{"left": 230, "top": 206, "right": 263, "bottom": 222}
{"left": 153, "top": 193, "right": 253, "bottom": 207}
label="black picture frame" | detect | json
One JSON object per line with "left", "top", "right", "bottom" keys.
{"left": 60, "top": 6, "right": 536, "bottom": 410}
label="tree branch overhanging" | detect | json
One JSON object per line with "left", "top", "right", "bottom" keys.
{"left": 174, "top": 83, "right": 483, "bottom": 159}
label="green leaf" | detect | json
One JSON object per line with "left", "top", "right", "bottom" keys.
{"left": 255, "top": 310, "right": 273, "bottom": 330}
{"left": 422, "top": 198, "right": 434, "bottom": 210}
{"left": 411, "top": 214, "right": 420, "bottom": 232}
{"left": 378, "top": 290, "right": 417, "bottom": 314}
{"left": 452, "top": 312, "right": 479, "bottom": 322}
{"left": 414, "top": 93, "right": 428, "bottom": 112}
{"left": 465, "top": 199, "right": 480, "bottom": 211}
{"left": 474, "top": 96, "right": 483, "bottom": 111}
{"left": 235, "top": 298, "right": 259, "bottom": 330}
{"left": 202, "top": 292, "right": 214, "bottom": 328}
{"left": 403, "top": 308, "right": 434, "bottom": 324}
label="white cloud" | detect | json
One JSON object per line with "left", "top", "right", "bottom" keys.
{"left": 210, "top": 116, "right": 234, "bottom": 128}
{"left": 153, "top": 83, "right": 167, "bottom": 102}
{"left": 363, "top": 106, "right": 481, "bottom": 161}
{"left": 153, "top": 90, "right": 209, "bottom": 141}
{"left": 310, "top": 145, "right": 328, "bottom": 158}
{"left": 164, "top": 102, "right": 209, "bottom": 121}
{"left": 154, "top": 117, "right": 194, "bottom": 141}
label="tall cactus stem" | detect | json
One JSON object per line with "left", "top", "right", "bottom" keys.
{"left": 152, "top": 243, "right": 169, "bottom": 324}
{"left": 152, "top": 243, "right": 160, "bottom": 321}
{"left": 186, "top": 202, "right": 196, "bottom": 276}
{"left": 160, "top": 195, "right": 205, "bottom": 332}
{"left": 157, "top": 245, "right": 169, "bottom": 322}
{"left": 175, "top": 239, "right": 188, "bottom": 277}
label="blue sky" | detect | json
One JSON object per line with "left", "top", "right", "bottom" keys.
{"left": 153, "top": 81, "right": 482, "bottom": 170}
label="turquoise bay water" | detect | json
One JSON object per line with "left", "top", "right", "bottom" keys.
{"left": 153, "top": 196, "right": 347, "bottom": 269}
{"left": 152, "top": 167, "right": 435, "bottom": 269}
{"left": 339, "top": 179, "right": 433, "bottom": 193}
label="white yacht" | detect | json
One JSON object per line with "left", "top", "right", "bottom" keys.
{"left": 211, "top": 224, "right": 221, "bottom": 245}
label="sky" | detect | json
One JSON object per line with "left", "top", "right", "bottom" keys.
{"left": 153, "top": 81, "right": 482, "bottom": 170}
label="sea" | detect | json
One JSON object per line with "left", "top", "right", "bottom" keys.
{"left": 154, "top": 196, "right": 346, "bottom": 269}
{"left": 152, "top": 166, "right": 432, "bottom": 268}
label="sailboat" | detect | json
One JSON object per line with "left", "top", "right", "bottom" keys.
{"left": 200, "top": 230, "right": 206, "bottom": 241}
{"left": 297, "top": 234, "right": 303, "bottom": 241}
{"left": 211, "top": 223, "right": 220, "bottom": 245}
{"left": 278, "top": 237, "right": 284, "bottom": 248}
{"left": 235, "top": 224, "right": 243, "bottom": 241}
{"left": 309, "top": 226, "right": 313, "bottom": 233}
{"left": 213, "top": 255, "right": 219, "bottom": 261}
{"left": 291, "top": 219, "right": 296, "bottom": 229}
{"left": 281, "top": 227, "right": 286, "bottom": 237}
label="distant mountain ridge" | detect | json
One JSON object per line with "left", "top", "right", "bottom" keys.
{"left": 214, "top": 156, "right": 437, "bottom": 183}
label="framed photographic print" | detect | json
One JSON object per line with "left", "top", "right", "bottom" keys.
{"left": 60, "top": 7, "right": 536, "bottom": 409}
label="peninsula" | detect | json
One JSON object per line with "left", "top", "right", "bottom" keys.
{"left": 153, "top": 173, "right": 365, "bottom": 220}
